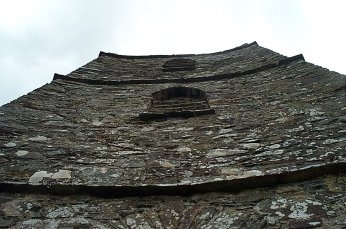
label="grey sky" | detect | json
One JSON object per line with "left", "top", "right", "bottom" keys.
{"left": 1, "top": 0, "right": 346, "bottom": 106}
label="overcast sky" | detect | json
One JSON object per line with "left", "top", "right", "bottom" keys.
{"left": 1, "top": 0, "right": 346, "bottom": 106}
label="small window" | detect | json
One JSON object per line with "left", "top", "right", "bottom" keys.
{"left": 139, "top": 87, "right": 215, "bottom": 121}
{"left": 162, "top": 58, "right": 196, "bottom": 72}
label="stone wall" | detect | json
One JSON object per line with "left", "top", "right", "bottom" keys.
{"left": 1, "top": 58, "right": 344, "bottom": 187}
{"left": 0, "top": 42, "right": 345, "bottom": 228}
{"left": 0, "top": 176, "right": 345, "bottom": 228}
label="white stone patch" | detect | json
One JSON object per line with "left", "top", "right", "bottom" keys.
{"left": 213, "top": 213, "right": 238, "bottom": 227}
{"left": 300, "top": 164, "right": 323, "bottom": 170}
{"left": 246, "top": 133, "right": 258, "bottom": 138}
{"left": 4, "top": 142, "right": 16, "bottom": 147}
{"left": 51, "top": 170, "right": 72, "bottom": 179}
{"left": 159, "top": 160, "right": 175, "bottom": 168}
{"left": 207, "top": 149, "right": 226, "bottom": 157}
{"left": 309, "top": 222, "right": 322, "bottom": 226}
{"left": 141, "top": 126, "right": 154, "bottom": 132}
{"left": 126, "top": 218, "right": 137, "bottom": 227}
{"left": 29, "top": 169, "right": 71, "bottom": 185}
{"left": 224, "top": 169, "right": 263, "bottom": 179}
{"left": 275, "top": 117, "right": 290, "bottom": 123}
{"left": 219, "top": 128, "right": 233, "bottom": 134}
{"left": 338, "top": 156, "right": 346, "bottom": 162}
{"left": 309, "top": 109, "right": 325, "bottom": 116}
{"left": 273, "top": 150, "right": 284, "bottom": 155}
{"left": 27, "top": 203, "right": 33, "bottom": 209}
{"left": 290, "top": 109, "right": 305, "bottom": 115}
{"left": 269, "top": 144, "right": 281, "bottom": 149}
{"left": 117, "top": 151, "right": 143, "bottom": 155}
{"left": 266, "top": 167, "right": 289, "bottom": 174}
{"left": 207, "top": 149, "right": 246, "bottom": 157}
{"left": 177, "top": 127, "right": 193, "bottom": 131}
{"left": 264, "top": 216, "right": 279, "bottom": 225}
{"left": 46, "top": 207, "right": 74, "bottom": 218}
{"left": 288, "top": 126, "right": 304, "bottom": 133}
{"left": 29, "top": 171, "right": 53, "bottom": 185}
{"left": 288, "top": 202, "right": 313, "bottom": 219}
{"left": 184, "top": 170, "right": 193, "bottom": 177}
{"left": 323, "top": 138, "right": 346, "bottom": 145}
{"left": 171, "top": 209, "right": 179, "bottom": 217}
{"left": 96, "top": 146, "right": 108, "bottom": 150}
{"left": 275, "top": 211, "right": 285, "bottom": 218}
{"left": 199, "top": 212, "right": 211, "bottom": 220}
{"left": 179, "top": 180, "right": 192, "bottom": 185}
{"left": 213, "top": 178, "right": 223, "bottom": 181}
{"left": 176, "top": 146, "right": 191, "bottom": 152}
{"left": 15, "top": 150, "right": 29, "bottom": 157}
{"left": 92, "top": 120, "right": 103, "bottom": 126}
{"left": 21, "top": 219, "right": 42, "bottom": 227}
{"left": 205, "top": 131, "right": 213, "bottom": 135}
{"left": 29, "top": 136, "right": 48, "bottom": 141}
{"left": 270, "top": 100, "right": 280, "bottom": 105}
{"left": 308, "top": 142, "right": 316, "bottom": 146}
{"left": 222, "top": 167, "right": 240, "bottom": 174}
{"left": 0, "top": 153, "right": 4, "bottom": 156}
{"left": 271, "top": 198, "right": 288, "bottom": 209}
{"left": 305, "top": 200, "right": 322, "bottom": 205}
{"left": 110, "top": 129, "right": 118, "bottom": 134}
{"left": 100, "top": 167, "right": 108, "bottom": 174}
{"left": 327, "top": 210, "right": 335, "bottom": 216}
{"left": 110, "top": 174, "right": 120, "bottom": 178}
{"left": 242, "top": 170, "right": 263, "bottom": 177}
{"left": 80, "top": 118, "right": 89, "bottom": 123}
{"left": 242, "top": 143, "right": 261, "bottom": 150}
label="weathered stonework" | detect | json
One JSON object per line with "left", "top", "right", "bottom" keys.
{"left": 0, "top": 42, "right": 345, "bottom": 228}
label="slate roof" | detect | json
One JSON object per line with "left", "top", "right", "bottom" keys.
{"left": 0, "top": 42, "right": 345, "bottom": 228}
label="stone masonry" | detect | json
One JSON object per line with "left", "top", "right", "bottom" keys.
{"left": 0, "top": 42, "right": 345, "bottom": 228}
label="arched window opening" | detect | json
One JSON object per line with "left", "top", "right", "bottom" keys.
{"left": 139, "top": 86, "right": 215, "bottom": 121}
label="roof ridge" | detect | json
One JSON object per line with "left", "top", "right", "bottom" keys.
{"left": 98, "top": 41, "right": 258, "bottom": 59}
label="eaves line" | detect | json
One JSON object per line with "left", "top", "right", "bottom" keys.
{"left": 53, "top": 54, "right": 305, "bottom": 86}
{"left": 0, "top": 161, "right": 344, "bottom": 198}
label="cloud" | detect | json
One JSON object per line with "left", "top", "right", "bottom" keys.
{"left": 0, "top": 0, "right": 133, "bottom": 105}
{"left": 0, "top": 0, "right": 346, "bottom": 106}
{"left": 299, "top": 0, "right": 346, "bottom": 72}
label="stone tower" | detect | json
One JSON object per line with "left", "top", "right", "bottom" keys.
{"left": 0, "top": 42, "right": 345, "bottom": 228}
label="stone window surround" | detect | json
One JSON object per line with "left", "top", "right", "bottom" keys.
{"left": 139, "top": 86, "right": 215, "bottom": 121}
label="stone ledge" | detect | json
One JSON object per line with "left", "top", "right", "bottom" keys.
{"left": 52, "top": 54, "right": 304, "bottom": 85}
{"left": 0, "top": 162, "right": 344, "bottom": 198}
{"left": 139, "top": 109, "right": 216, "bottom": 121}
